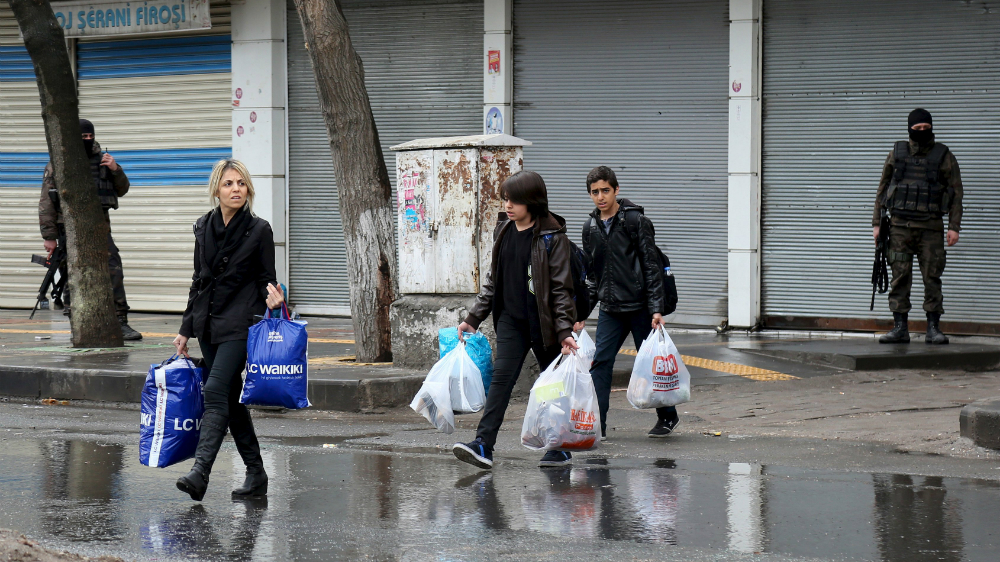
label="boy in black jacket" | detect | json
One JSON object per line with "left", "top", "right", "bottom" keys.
{"left": 576, "top": 166, "right": 679, "bottom": 439}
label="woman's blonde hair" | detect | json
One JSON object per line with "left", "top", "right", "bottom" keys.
{"left": 208, "top": 158, "right": 255, "bottom": 214}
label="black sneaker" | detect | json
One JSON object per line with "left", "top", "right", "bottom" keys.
{"left": 453, "top": 438, "right": 493, "bottom": 469}
{"left": 648, "top": 416, "right": 680, "bottom": 438}
{"left": 538, "top": 450, "right": 572, "bottom": 467}
{"left": 119, "top": 317, "right": 142, "bottom": 341}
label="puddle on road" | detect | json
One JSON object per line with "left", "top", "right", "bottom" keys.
{"left": 0, "top": 434, "right": 997, "bottom": 561}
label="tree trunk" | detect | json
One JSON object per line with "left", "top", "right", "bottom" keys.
{"left": 9, "top": 0, "right": 123, "bottom": 348}
{"left": 292, "top": 0, "right": 396, "bottom": 362}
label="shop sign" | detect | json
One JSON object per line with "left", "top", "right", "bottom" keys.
{"left": 50, "top": 0, "right": 211, "bottom": 38}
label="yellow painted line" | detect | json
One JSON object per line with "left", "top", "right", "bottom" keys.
{"left": 618, "top": 349, "right": 799, "bottom": 381}
{"left": 310, "top": 338, "right": 355, "bottom": 344}
{"left": 309, "top": 355, "right": 389, "bottom": 367}
{"left": 0, "top": 328, "right": 70, "bottom": 334}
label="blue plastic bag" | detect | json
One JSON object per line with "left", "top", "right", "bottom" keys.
{"left": 242, "top": 304, "right": 310, "bottom": 409}
{"left": 140, "top": 355, "right": 204, "bottom": 468}
{"left": 438, "top": 327, "right": 492, "bottom": 395}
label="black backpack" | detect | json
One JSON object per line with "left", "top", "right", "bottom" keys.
{"left": 542, "top": 234, "right": 591, "bottom": 322}
{"left": 586, "top": 210, "right": 678, "bottom": 316}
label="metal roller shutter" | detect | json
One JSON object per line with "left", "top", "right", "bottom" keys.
{"left": 761, "top": 0, "right": 1000, "bottom": 327}
{"left": 1, "top": 4, "right": 54, "bottom": 308}
{"left": 512, "top": 0, "right": 730, "bottom": 326}
{"left": 286, "top": 0, "right": 482, "bottom": 314}
{"left": 74, "top": 34, "right": 231, "bottom": 312}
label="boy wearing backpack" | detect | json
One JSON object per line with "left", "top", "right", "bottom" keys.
{"left": 576, "top": 166, "right": 680, "bottom": 439}
{"left": 453, "top": 171, "right": 581, "bottom": 469}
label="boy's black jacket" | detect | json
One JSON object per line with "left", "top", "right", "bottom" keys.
{"left": 582, "top": 198, "right": 665, "bottom": 316}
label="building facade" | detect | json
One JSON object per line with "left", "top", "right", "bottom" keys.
{"left": 2, "top": 0, "right": 998, "bottom": 332}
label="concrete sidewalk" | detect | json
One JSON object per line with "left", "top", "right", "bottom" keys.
{"left": 2, "top": 309, "right": 998, "bottom": 412}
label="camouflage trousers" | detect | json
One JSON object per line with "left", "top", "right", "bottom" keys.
{"left": 61, "top": 232, "right": 130, "bottom": 316}
{"left": 887, "top": 226, "right": 945, "bottom": 314}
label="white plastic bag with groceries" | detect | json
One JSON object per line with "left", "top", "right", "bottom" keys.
{"left": 410, "top": 343, "right": 486, "bottom": 434}
{"left": 574, "top": 329, "right": 596, "bottom": 370}
{"left": 521, "top": 353, "right": 600, "bottom": 451}
{"left": 627, "top": 327, "right": 691, "bottom": 409}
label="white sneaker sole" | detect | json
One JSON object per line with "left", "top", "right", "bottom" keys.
{"left": 453, "top": 443, "right": 493, "bottom": 469}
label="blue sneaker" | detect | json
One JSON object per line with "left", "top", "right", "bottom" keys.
{"left": 538, "top": 450, "right": 572, "bottom": 467}
{"left": 453, "top": 438, "right": 493, "bottom": 469}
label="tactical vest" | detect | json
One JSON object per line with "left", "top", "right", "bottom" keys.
{"left": 883, "top": 141, "right": 951, "bottom": 219}
{"left": 89, "top": 153, "right": 119, "bottom": 210}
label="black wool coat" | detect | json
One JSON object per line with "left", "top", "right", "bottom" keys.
{"left": 180, "top": 209, "right": 278, "bottom": 343}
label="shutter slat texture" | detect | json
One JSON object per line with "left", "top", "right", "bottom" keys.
{"left": 512, "top": 0, "right": 730, "bottom": 325}
{"left": 762, "top": 0, "right": 1000, "bottom": 323}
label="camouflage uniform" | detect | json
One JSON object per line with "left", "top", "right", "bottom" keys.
{"left": 872, "top": 140, "right": 963, "bottom": 314}
{"left": 39, "top": 140, "right": 131, "bottom": 316}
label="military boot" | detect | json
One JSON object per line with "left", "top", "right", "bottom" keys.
{"left": 879, "top": 312, "right": 910, "bottom": 344}
{"left": 119, "top": 315, "right": 142, "bottom": 341}
{"left": 926, "top": 312, "right": 949, "bottom": 345}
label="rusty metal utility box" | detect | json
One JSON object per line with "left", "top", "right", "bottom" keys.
{"left": 389, "top": 134, "right": 530, "bottom": 369}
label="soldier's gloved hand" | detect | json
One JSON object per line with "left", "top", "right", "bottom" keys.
{"left": 100, "top": 152, "right": 118, "bottom": 171}
{"left": 947, "top": 230, "right": 959, "bottom": 246}
{"left": 872, "top": 226, "right": 880, "bottom": 242}
{"left": 43, "top": 239, "right": 56, "bottom": 257}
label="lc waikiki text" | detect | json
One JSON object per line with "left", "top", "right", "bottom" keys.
{"left": 141, "top": 412, "right": 201, "bottom": 431}
{"left": 54, "top": 3, "right": 189, "bottom": 30}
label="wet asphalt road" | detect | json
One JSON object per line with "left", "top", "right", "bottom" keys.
{"left": 1, "top": 403, "right": 999, "bottom": 562}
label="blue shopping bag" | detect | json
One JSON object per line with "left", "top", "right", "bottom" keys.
{"left": 438, "top": 327, "right": 492, "bottom": 395}
{"left": 140, "top": 355, "right": 204, "bottom": 468}
{"left": 242, "top": 304, "right": 310, "bottom": 409}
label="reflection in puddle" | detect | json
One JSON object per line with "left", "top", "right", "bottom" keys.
{"left": 0, "top": 435, "right": 997, "bottom": 561}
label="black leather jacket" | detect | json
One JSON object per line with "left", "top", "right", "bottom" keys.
{"left": 179, "top": 209, "right": 277, "bottom": 343}
{"left": 581, "top": 199, "right": 665, "bottom": 316}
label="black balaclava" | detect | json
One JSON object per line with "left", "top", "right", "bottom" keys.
{"left": 907, "top": 108, "right": 934, "bottom": 145}
{"left": 80, "top": 119, "right": 95, "bottom": 155}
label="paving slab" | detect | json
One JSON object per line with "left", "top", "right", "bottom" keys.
{"left": 733, "top": 339, "right": 1000, "bottom": 371}
{"left": 960, "top": 397, "right": 1000, "bottom": 450}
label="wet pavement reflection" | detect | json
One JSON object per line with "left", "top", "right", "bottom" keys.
{"left": 0, "top": 434, "right": 997, "bottom": 561}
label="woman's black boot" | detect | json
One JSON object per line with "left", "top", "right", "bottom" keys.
{"left": 232, "top": 468, "right": 268, "bottom": 498}
{"left": 177, "top": 411, "right": 229, "bottom": 501}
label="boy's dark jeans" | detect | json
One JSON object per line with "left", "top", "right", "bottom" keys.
{"left": 590, "top": 309, "right": 677, "bottom": 435}
{"left": 475, "top": 312, "right": 562, "bottom": 450}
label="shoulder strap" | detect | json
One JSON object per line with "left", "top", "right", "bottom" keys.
{"left": 623, "top": 209, "right": 643, "bottom": 246}
{"left": 926, "top": 143, "right": 949, "bottom": 171}
{"left": 892, "top": 141, "right": 909, "bottom": 181}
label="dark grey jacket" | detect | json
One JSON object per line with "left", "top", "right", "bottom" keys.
{"left": 179, "top": 209, "right": 277, "bottom": 343}
{"left": 582, "top": 199, "right": 665, "bottom": 316}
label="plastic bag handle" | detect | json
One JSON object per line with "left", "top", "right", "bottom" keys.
{"left": 262, "top": 302, "right": 291, "bottom": 320}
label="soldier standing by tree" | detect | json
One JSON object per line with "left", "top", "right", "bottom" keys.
{"left": 873, "top": 108, "right": 963, "bottom": 345}
{"left": 39, "top": 119, "right": 142, "bottom": 341}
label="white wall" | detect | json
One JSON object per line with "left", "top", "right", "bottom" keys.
{"left": 483, "top": 0, "right": 512, "bottom": 134}
{"left": 728, "top": 0, "right": 762, "bottom": 328}
{"left": 231, "top": 0, "right": 288, "bottom": 282}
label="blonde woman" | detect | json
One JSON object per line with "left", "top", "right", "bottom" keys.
{"left": 172, "top": 159, "right": 284, "bottom": 501}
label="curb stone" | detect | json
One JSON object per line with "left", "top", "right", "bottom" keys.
{"left": 959, "top": 397, "right": 1000, "bottom": 450}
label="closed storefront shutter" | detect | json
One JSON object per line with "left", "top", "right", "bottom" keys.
{"left": 0, "top": 3, "right": 232, "bottom": 312}
{"left": 512, "top": 0, "right": 730, "bottom": 326}
{"left": 762, "top": 0, "right": 1000, "bottom": 328}
{"left": 286, "top": 0, "right": 482, "bottom": 315}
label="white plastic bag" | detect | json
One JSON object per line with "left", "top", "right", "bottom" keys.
{"left": 627, "top": 327, "right": 691, "bottom": 409}
{"left": 410, "top": 344, "right": 485, "bottom": 434}
{"left": 574, "top": 329, "right": 596, "bottom": 371}
{"left": 521, "top": 353, "right": 600, "bottom": 451}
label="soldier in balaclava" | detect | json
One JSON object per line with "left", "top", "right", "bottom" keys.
{"left": 873, "top": 109, "right": 964, "bottom": 345}
{"left": 39, "top": 119, "right": 141, "bottom": 340}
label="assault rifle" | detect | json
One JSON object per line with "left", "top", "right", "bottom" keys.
{"left": 870, "top": 211, "right": 891, "bottom": 311}
{"left": 29, "top": 242, "right": 67, "bottom": 320}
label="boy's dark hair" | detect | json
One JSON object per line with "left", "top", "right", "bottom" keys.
{"left": 586, "top": 165, "right": 619, "bottom": 192}
{"left": 500, "top": 170, "right": 550, "bottom": 219}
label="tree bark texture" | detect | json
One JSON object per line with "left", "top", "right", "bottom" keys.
{"left": 9, "top": 0, "right": 123, "bottom": 348}
{"left": 293, "top": 0, "right": 396, "bottom": 362}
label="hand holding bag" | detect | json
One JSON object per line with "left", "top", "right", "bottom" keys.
{"left": 241, "top": 303, "right": 311, "bottom": 409}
